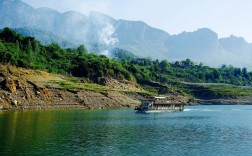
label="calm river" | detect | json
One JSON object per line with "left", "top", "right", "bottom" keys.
{"left": 1, "top": 105, "right": 252, "bottom": 155}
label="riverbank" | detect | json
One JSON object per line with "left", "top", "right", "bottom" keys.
{"left": 1, "top": 65, "right": 252, "bottom": 111}
{"left": 1, "top": 89, "right": 142, "bottom": 111}
{"left": 0, "top": 65, "right": 146, "bottom": 111}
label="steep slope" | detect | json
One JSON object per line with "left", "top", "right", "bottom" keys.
{"left": 115, "top": 20, "right": 170, "bottom": 58}
{"left": 0, "top": 0, "right": 34, "bottom": 28}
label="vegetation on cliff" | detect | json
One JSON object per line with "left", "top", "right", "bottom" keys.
{"left": 1, "top": 27, "right": 252, "bottom": 103}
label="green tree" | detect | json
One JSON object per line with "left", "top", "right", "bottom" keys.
{"left": 77, "top": 44, "right": 88, "bottom": 56}
{"left": 242, "top": 68, "right": 250, "bottom": 79}
{"left": 0, "top": 41, "right": 7, "bottom": 63}
{"left": 159, "top": 60, "right": 170, "bottom": 73}
{"left": 0, "top": 27, "right": 22, "bottom": 42}
{"left": 212, "top": 69, "right": 222, "bottom": 81}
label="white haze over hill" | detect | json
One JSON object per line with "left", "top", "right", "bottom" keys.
{"left": 99, "top": 24, "right": 119, "bottom": 55}
{"left": 88, "top": 11, "right": 119, "bottom": 55}
{"left": 93, "top": 13, "right": 119, "bottom": 55}
{"left": 1, "top": 0, "right": 252, "bottom": 70}
{"left": 99, "top": 24, "right": 118, "bottom": 46}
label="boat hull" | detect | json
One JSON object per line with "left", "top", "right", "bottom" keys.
{"left": 136, "top": 109, "right": 180, "bottom": 113}
{"left": 135, "top": 107, "right": 184, "bottom": 113}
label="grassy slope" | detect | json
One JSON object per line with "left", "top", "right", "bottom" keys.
{"left": 177, "top": 82, "right": 252, "bottom": 99}
{"left": 0, "top": 65, "right": 148, "bottom": 94}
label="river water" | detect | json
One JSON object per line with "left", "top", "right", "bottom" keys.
{"left": 1, "top": 105, "right": 252, "bottom": 156}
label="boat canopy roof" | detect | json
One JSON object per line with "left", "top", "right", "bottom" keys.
{"left": 141, "top": 97, "right": 167, "bottom": 101}
{"left": 154, "top": 97, "right": 167, "bottom": 99}
{"left": 148, "top": 96, "right": 167, "bottom": 99}
{"left": 141, "top": 99, "right": 155, "bottom": 101}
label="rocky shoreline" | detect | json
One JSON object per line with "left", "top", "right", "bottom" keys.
{"left": 0, "top": 75, "right": 143, "bottom": 111}
{"left": 0, "top": 66, "right": 144, "bottom": 111}
{"left": 0, "top": 89, "right": 141, "bottom": 111}
{"left": 1, "top": 65, "right": 252, "bottom": 111}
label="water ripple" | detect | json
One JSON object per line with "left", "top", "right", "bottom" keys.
{"left": 1, "top": 106, "right": 252, "bottom": 155}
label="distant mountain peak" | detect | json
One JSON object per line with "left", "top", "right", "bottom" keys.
{"left": 196, "top": 27, "right": 214, "bottom": 32}
{"left": 220, "top": 35, "right": 247, "bottom": 44}
{"left": 63, "top": 10, "right": 86, "bottom": 16}
{"left": 89, "top": 11, "right": 115, "bottom": 22}
{"left": 229, "top": 35, "right": 246, "bottom": 41}
{"left": 35, "top": 7, "right": 60, "bottom": 14}
{"left": 89, "top": 11, "right": 111, "bottom": 17}
{"left": 172, "top": 27, "right": 218, "bottom": 40}
{"left": 194, "top": 28, "right": 218, "bottom": 36}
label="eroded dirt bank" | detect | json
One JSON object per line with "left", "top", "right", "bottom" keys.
{"left": 0, "top": 66, "right": 143, "bottom": 111}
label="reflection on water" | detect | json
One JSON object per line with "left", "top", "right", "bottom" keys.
{"left": 1, "top": 105, "right": 252, "bottom": 155}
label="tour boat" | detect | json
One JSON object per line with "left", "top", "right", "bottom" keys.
{"left": 135, "top": 96, "right": 184, "bottom": 112}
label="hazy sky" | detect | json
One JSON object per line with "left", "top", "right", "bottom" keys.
{"left": 22, "top": 0, "right": 252, "bottom": 42}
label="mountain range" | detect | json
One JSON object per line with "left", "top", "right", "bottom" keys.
{"left": 1, "top": 0, "right": 252, "bottom": 69}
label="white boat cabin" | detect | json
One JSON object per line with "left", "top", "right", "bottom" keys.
{"left": 135, "top": 96, "right": 184, "bottom": 111}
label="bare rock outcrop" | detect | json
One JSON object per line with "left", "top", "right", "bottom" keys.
{"left": 1, "top": 78, "right": 17, "bottom": 93}
{"left": 0, "top": 66, "right": 143, "bottom": 111}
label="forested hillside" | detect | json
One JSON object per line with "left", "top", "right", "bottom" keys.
{"left": 1, "top": 27, "right": 252, "bottom": 87}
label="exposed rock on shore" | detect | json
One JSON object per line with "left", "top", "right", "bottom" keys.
{"left": 0, "top": 65, "right": 142, "bottom": 111}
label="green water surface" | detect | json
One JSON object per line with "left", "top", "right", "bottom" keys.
{"left": 1, "top": 106, "right": 252, "bottom": 155}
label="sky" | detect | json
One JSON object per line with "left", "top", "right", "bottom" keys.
{"left": 22, "top": 0, "right": 252, "bottom": 42}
